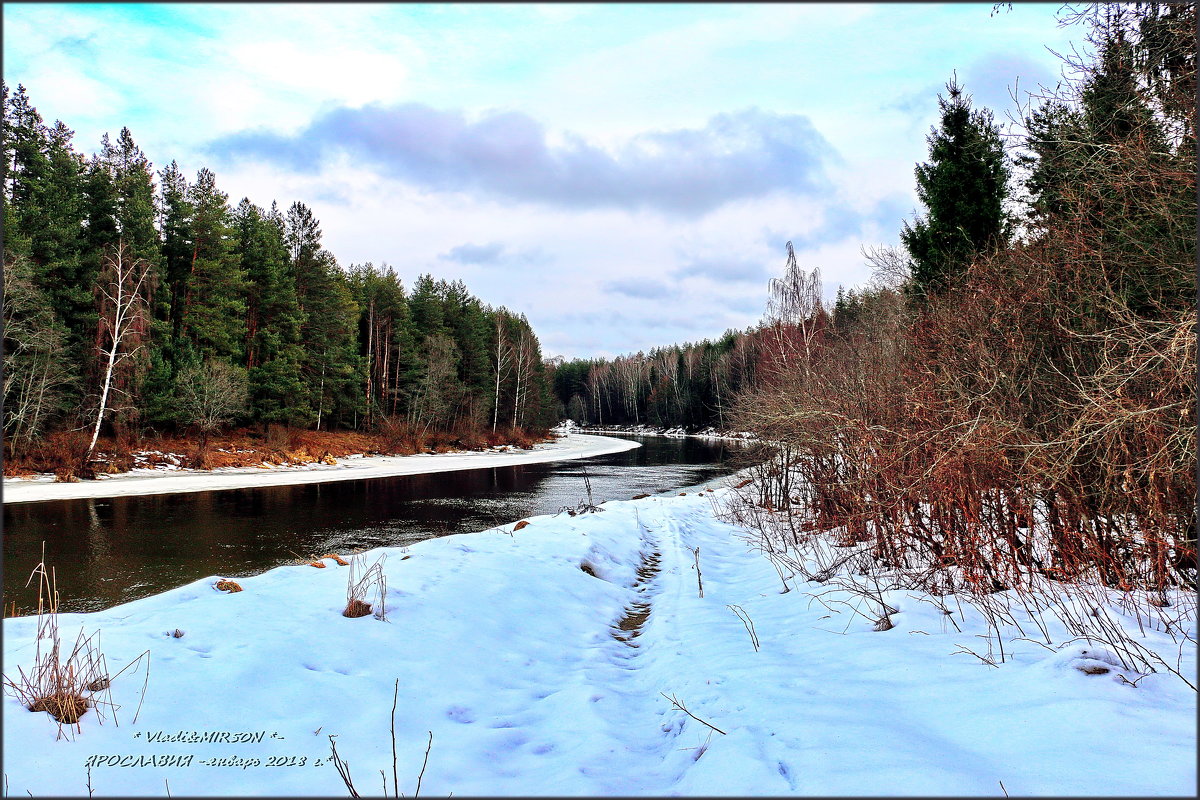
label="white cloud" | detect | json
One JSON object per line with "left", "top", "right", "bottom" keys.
{"left": 1, "top": 2, "right": 1088, "bottom": 359}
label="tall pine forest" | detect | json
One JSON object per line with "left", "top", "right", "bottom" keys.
{"left": 3, "top": 84, "right": 557, "bottom": 476}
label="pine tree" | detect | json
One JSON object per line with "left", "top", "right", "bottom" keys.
{"left": 285, "top": 202, "right": 361, "bottom": 428}
{"left": 3, "top": 88, "right": 93, "bottom": 366}
{"left": 158, "top": 160, "right": 195, "bottom": 350}
{"left": 183, "top": 168, "right": 247, "bottom": 362}
{"left": 900, "top": 78, "right": 1010, "bottom": 297}
{"left": 235, "top": 198, "right": 307, "bottom": 424}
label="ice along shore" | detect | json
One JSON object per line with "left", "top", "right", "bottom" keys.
{"left": 1, "top": 433, "right": 640, "bottom": 505}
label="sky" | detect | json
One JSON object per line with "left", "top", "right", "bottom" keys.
{"left": 2, "top": 3, "right": 1089, "bottom": 359}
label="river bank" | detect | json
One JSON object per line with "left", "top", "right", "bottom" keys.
{"left": 3, "top": 488, "right": 1193, "bottom": 796}
{"left": 555, "top": 420, "right": 756, "bottom": 442}
{"left": 1, "top": 434, "right": 640, "bottom": 505}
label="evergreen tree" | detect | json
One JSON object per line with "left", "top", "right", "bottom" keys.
{"left": 183, "top": 168, "right": 247, "bottom": 362}
{"left": 235, "top": 198, "right": 307, "bottom": 424}
{"left": 285, "top": 202, "right": 361, "bottom": 428}
{"left": 158, "top": 160, "right": 194, "bottom": 350}
{"left": 3, "top": 88, "right": 93, "bottom": 365}
{"left": 101, "top": 128, "right": 160, "bottom": 268}
{"left": 900, "top": 78, "right": 1010, "bottom": 297}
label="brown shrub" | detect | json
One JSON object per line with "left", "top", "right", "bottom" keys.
{"left": 53, "top": 467, "right": 80, "bottom": 483}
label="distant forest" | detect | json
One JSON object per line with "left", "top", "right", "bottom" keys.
{"left": 3, "top": 85, "right": 558, "bottom": 473}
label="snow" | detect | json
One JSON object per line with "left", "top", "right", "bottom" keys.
{"left": 0, "top": 433, "right": 640, "bottom": 505}
{"left": 4, "top": 488, "right": 1194, "bottom": 796}
{"left": 558, "top": 420, "right": 756, "bottom": 442}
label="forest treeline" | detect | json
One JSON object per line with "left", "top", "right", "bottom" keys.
{"left": 3, "top": 85, "right": 557, "bottom": 475}
{"left": 557, "top": 4, "right": 1196, "bottom": 593}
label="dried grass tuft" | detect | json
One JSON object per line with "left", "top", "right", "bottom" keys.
{"left": 3, "top": 553, "right": 150, "bottom": 738}
{"left": 342, "top": 599, "right": 373, "bottom": 618}
{"left": 344, "top": 553, "right": 388, "bottom": 621}
{"left": 29, "top": 692, "right": 90, "bottom": 724}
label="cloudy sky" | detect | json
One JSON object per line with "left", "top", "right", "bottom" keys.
{"left": 3, "top": 3, "right": 1086, "bottom": 359}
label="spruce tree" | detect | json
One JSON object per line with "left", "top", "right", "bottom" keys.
{"left": 900, "top": 78, "right": 1010, "bottom": 297}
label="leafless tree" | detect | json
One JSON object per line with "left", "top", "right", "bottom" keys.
{"left": 491, "top": 311, "right": 513, "bottom": 432}
{"left": 511, "top": 322, "right": 538, "bottom": 430}
{"left": 2, "top": 256, "right": 76, "bottom": 455}
{"left": 177, "top": 359, "right": 248, "bottom": 448}
{"left": 84, "top": 241, "right": 152, "bottom": 466}
{"left": 409, "top": 335, "right": 460, "bottom": 436}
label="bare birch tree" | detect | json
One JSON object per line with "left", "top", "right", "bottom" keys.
{"left": 84, "top": 241, "right": 151, "bottom": 466}
{"left": 511, "top": 322, "right": 538, "bottom": 431}
{"left": 492, "top": 311, "right": 513, "bottom": 432}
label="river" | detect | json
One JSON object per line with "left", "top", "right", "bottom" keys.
{"left": 2, "top": 435, "right": 739, "bottom": 613}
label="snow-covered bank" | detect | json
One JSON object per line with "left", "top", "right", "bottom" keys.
{"left": 555, "top": 419, "right": 754, "bottom": 442}
{"left": 4, "top": 489, "right": 1194, "bottom": 796}
{"left": 1, "top": 434, "right": 639, "bottom": 505}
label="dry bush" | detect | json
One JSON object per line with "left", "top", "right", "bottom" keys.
{"left": 3, "top": 430, "right": 94, "bottom": 479}
{"left": 376, "top": 416, "right": 423, "bottom": 455}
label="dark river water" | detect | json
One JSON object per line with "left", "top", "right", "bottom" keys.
{"left": 3, "top": 435, "right": 739, "bottom": 614}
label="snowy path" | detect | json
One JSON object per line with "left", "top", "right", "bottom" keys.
{"left": 3, "top": 490, "right": 1194, "bottom": 796}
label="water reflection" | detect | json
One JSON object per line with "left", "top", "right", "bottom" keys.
{"left": 3, "top": 436, "right": 736, "bottom": 613}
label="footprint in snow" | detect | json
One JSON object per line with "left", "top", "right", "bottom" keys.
{"left": 446, "top": 705, "right": 476, "bottom": 723}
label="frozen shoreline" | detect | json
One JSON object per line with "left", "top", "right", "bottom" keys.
{"left": 1, "top": 433, "right": 640, "bottom": 505}
{"left": 556, "top": 420, "right": 755, "bottom": 443}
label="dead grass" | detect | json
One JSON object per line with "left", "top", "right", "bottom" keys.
{"left": 344, "top": 553, "right": 388, "bottom": 621}
{"left": 2, "top": 553, "right": 149, "bottom": 738}
{"left": 342, "top": 599, "right": 373, "bottom": 619}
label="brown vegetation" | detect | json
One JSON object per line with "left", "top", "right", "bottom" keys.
{"left": 3, "top": 557, "right": 150, "bottom": 736}
{"left": 3, "top": 425, "right": 552, "bottom": 478}
{"left": 724, "top": 5, "right": 1195, "bottom": 685}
